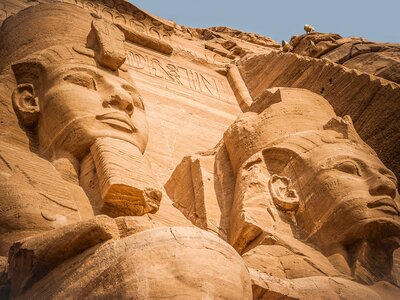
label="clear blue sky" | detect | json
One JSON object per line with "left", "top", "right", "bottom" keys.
{"left": 130, "top": 0, "right": 399, "bottom": 43}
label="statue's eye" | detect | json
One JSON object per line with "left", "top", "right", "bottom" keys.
{"left": 334, "top": 161, "right": 360, "bottom": 176}
{"left": 63, "top": 72, "right": 97, "bottom": 90}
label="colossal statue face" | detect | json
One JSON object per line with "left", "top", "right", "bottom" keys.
{"left": 11, "top": 57, "right": 160, "bottom": 216}
{"left": 1, "top": 3, "right": 162, "bottom": 218}
{"left": 14, "top": 62, "right": 148, "bottom": 159}
{"left": 287, "top": 141, "right": 400, "bottom": 247}
{"left": 260, "top": 130, "right": 400, "bottom": 283}
{"left": 225, "top": 88, "right": 400, "bottom": 282}
{"left": 0, "top": 2, "right": 149, "bottom": 159}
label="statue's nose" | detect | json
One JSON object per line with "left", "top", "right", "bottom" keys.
{"left": 103, "top": 86, "right": 134, "bottom": 116}
{"left": 368, "top": 171, "right": 397, "bottom": 199}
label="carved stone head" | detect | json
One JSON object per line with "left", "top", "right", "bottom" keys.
{"left": 1, "top": 3, "right": 148, "bottom": 159}
{"left": 0, "top": 3, "right": 161, "bottom": 217}
{"left": 12, "top": 60, "right": 148, "bottom": 158}
{"left": 225, "top": 87, "right": 400, "bottom": 282}
{"left": 263, "top": 129, "right": 399, "bottom": 248}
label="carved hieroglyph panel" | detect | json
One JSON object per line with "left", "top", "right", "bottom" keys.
{"left": 125, "top": 44, "right": 241, "bottom": 183}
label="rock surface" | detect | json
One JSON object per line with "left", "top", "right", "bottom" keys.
{"left": 0, "top": 0, "right": 399, "bottom": 299}
{"left": 290, "top": 32, "right": 400, "bottom": 84}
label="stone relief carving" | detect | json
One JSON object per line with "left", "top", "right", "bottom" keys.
{"left": 126, "top": 49, "right": 227, "bottom": 100}
{"left": 73, "top": 0, "right": 174, "bottom": 41}
{"left": 0, "top": 0, "right": 175, "bottom": 43}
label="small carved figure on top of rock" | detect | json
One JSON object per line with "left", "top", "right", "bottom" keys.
{"left": 304, "top": 23, "right": 315, "bottom": 33}
{"left": 281, "top": 40, "right": 293, "bottom": 52}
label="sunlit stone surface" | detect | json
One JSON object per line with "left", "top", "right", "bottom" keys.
{"left": 0, "top": 1, "right": 399, "bottom": 299}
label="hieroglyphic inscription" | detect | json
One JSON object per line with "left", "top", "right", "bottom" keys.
{"left": 0, "top": 1, "right": 174, "bottom": 40}
{"left": 126, "top": 50, "right": 226, "bottom": 99}
{"left": 75, "top": 0, "right": 173, "bottom": 41}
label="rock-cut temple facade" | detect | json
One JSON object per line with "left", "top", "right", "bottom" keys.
{"left": 0, "top": 1, "right": 399, "bottom": 299}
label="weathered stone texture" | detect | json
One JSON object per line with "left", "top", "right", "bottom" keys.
{"left": 0, "top": 1, "right": 399, "bottom": 299}
{"left": 237, "top": 51, "right": 400, "bottom": 179}
{"left": 290, "top": 32, "right": 400, "bottom": 84}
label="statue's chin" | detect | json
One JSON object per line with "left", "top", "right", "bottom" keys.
{"left": 358, "top": 218, "right": 400, "bottom": 247}
{"left": 304, "top": 215, "right": 400, "bottom": 255}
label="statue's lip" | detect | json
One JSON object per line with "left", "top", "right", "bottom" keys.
{"left": 96, "top": 112, "right": 137, "bottom": 133}
{"left": 368, "top": 198, "right": 400, "bottom": 215}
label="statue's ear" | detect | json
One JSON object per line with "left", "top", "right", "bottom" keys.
{"left": 269, "top": 174, "right": 299, "bottom": 212}
{"left": 12, "top": 83, "right": 39, "bottom": 128}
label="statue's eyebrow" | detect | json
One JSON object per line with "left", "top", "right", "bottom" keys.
{"left": 62, "top": 67, "right": 99, "bottom": 79}
{"left": 320, "top": 155, "right": 364, "bottom": 172}
{"left": 326, "top": 156, "right": 398, "bottom": 185}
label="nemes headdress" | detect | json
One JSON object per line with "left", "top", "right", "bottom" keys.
{"left": 0, "top": 2, "right": 127, "bottom": 81}
{"left": 223, "top": 87, "right": 377, "bottom": 174}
